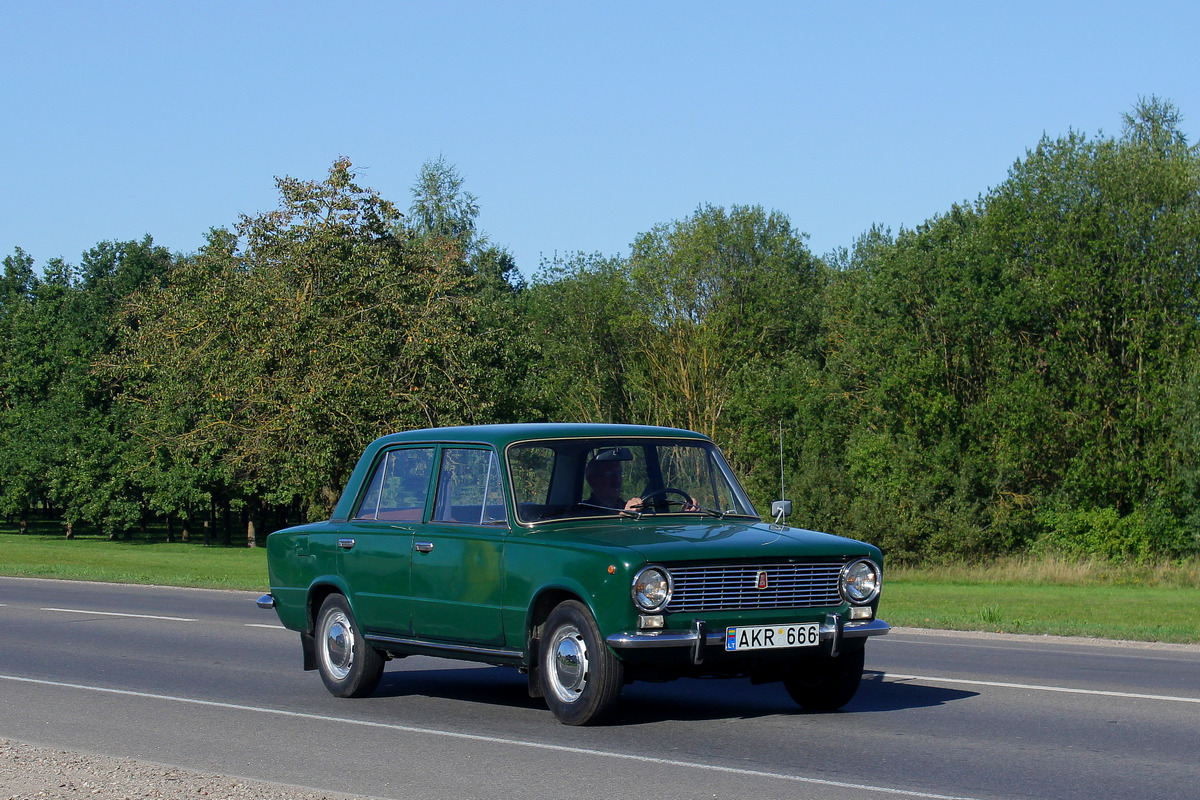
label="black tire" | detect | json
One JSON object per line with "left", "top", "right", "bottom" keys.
{"left": 783, "top": 647, "right": 865, "bottom": 712}
{"left": 314, "top": 594, "right": 384, "bottom": 698}
{"left": 539, "top": 600, "right": 624, "bottom": 725}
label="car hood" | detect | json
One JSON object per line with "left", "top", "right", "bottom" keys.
{"left": 531, "top": 517, "right": 880, "bottom": 563}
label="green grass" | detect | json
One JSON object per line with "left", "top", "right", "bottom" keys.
{"left": 0, "top": 531, "right": 269, "bottom": 591}
{"left": 2, "top": 527, "right": 1198, "bottom": 644}
{"left": 882, "top": 581, "right": 1199, "bottom": 643}
{"left": 884, "top": 557, "right": 1200, "bottom": 644}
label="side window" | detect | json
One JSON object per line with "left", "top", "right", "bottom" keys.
{"left": 510, "top": 446, "right": 554, "bottom": 506}
{"left": 353, "top": 448, "right": 434, "bottom": 521}
{"left": 433, "top": 448, "right": 508, "bottom": 525}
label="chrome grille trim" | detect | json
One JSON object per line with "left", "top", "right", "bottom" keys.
{"left": 664, "top": 562, "right": 843, "bottom": 612}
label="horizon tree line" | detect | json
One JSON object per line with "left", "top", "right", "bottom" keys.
{"left": 2, "top": 98, "right": 1198, "bottom": 563}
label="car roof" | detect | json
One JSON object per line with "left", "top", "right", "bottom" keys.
{"left": 367, "top": 422, "right": 711, "bottom": 450}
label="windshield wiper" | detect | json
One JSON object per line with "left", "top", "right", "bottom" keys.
{"left": 551, "top": 502, "right": 645, "bottom": 520}
{"left": 576, "top": 501, "right": 626, "bottom": 513}
{"left": 696, "top": 506, "right": 728, "bottom": 519}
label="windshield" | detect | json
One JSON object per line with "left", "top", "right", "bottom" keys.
{"left": 507, "top": 437, "right": 758, "bottom": 523}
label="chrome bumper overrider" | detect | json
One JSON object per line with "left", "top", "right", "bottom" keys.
{"left": 606, "top": 616, "right": 889, "bottom": 665}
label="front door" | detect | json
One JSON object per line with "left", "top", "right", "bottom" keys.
{"left": 409, "top": 446, "right": 507, "bottom": 647}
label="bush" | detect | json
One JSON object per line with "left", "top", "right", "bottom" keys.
{"left": 1033, "top": 505, "right": 1195, "bottom": 563}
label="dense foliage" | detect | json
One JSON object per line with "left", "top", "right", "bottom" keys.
{"left": 3, "top": 100, "right": 1198, "bottom": 562}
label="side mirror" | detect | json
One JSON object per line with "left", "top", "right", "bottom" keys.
{"left": 771, "top": 500, "right": 792, "bottom": 525}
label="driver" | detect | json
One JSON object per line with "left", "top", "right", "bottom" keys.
{"left": 584, "top": 452, "right": 699, "bottom": 512}
{"left": 584, "top": 457, "right": 643, "bottom": 512}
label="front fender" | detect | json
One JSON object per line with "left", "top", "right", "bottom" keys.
{"left": 504, "top": 539, "right": 644, "bottom": 651}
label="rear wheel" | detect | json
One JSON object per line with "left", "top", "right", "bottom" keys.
{"left": 540, "top": 600, "right": 623, "bottom": 725}
{"left": 783, "top": 647, "right": 865, "bottom": 712}
{"left": 314, "top": 594, "right": 384, "bottom": 698}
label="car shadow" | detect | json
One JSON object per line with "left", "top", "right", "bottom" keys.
{"left": 371, "top": 665, "right": 977, "bottom": 723}
{"left": 610, "top": 670, "right": 978, "bottom": 724}
{"left": 374, "top": 664, "right": 543, "bottom": 711}
{"left": 848, "top": 670, "right": 979, "bottom": 712}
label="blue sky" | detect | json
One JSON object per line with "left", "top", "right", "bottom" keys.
{"left": 3, "top": 2, "right": 1197, "bottom": 278}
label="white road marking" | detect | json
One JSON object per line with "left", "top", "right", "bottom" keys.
{"left": 885, "top": 673, "right": 1200, "bottom": 704}
{"left": 0, "top": 673, "right": 982, "bottom": 800}
{"left": 41, "top": 607, "right": 197, "bottom": 622}
{"left": 244, "top": 623, "right": 287, "bottom": 629}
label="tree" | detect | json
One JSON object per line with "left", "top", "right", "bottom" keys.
{"left": 815, "top": 209, "right": 1018, "bottom": 559}
{"left": 1121, "top": 94, "right": 1189, "bottom": 154}
{"left": 810, "top": 99, "right": 1200, "bottom": 560}
{"left": 627, "top": 204, "right": 821, "bottom": 441}
{"left": 0, "top": 240, "right": 172, "bottom": 536}
{"left": 0, "top": 249, "right": 41, "bottom": 524}
{"left": 107, "top": 159, "right": 512, "bottom": 522}
{"left": 405, "top": 156, "right": 535, "bottom": 423}
{"left": 525, "top": 252, "right": 644, "bottom": 423}
{"left": 983, "top": 105, "right": 1200, "bottom": 521}
{"left": 407, "top": 155, "right": 482, "bottom": 256}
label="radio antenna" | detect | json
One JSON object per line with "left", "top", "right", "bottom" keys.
{"left": 779, "top": 420, "right": 785, "bottom": 502}
{"left": 771, "top": 420, "right": 791, "bottom": 528}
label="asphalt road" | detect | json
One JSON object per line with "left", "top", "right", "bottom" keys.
{"left": 1, "top": 576, "right": 1197, "bottom": 800}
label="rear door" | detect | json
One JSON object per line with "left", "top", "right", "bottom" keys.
{"left": 338, "top": 446, "right": 434, "bottom": 637}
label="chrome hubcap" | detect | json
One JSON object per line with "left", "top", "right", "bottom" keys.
{"left": 547, "top": 623, "right": 588, "bottom": 703}
{"left": 321, "top": 610, "right": 354, "bottom": 681}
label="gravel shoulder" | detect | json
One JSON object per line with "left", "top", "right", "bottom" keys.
{"left": 0, "top": 739, "right": 377, "bottom": 800}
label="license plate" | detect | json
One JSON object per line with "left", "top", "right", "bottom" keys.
{"left": 725, "top": 622, "right": 820, "bottom": 651}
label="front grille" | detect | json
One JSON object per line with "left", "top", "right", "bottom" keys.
{"left": 665, "top": 562, "right": 843, "bottom": 612}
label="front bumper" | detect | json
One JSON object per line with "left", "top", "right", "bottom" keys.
{"left": 606, "top": 615, "right": 889, "bottom": 665}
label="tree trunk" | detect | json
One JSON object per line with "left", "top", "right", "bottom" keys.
{"left": 245, "top": 504, "right": 257, "bottom": 549}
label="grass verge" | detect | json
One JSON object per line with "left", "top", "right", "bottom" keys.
{"left": 884, "top": 557, "right": 1200, "bottom": 644}
{"left": 0, "top": 532, "right": 268, "bottom": 591}
{"left": 1, "top": 532, "right": 1197, "bottom": 644}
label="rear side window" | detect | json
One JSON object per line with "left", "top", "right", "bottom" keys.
{"left": 432, "top": 448, "right": 508, "bottom": 526}
{"left": 353, "top": 448, "right": 434, "bottom": 521}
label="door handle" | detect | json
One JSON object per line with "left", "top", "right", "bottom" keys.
{"left": 337, "top": 538, "right": 356, "bottom": 550}
{"left": 414, "top": 541, "right": 434, "bottom": 553}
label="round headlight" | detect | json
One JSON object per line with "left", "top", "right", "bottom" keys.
{"left": 840, "top": 559, "right": 881, "bottom": 604}
{"left": 632, "top": 566, "right": 673, "bottom": 612}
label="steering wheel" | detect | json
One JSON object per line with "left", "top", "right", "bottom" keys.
{"left": 636, "top": 487, "right": 693, "bottom": 510}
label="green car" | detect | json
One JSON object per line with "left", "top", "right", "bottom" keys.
{"left": 258, "top": 423, "right": 888, "bottom": 725}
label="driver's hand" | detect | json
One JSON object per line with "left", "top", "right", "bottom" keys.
{"left": 681, "top": 498, "right": 700, "bottom": 511}
{"left": 624, "top": 497, "right": 643, "bottom": 511}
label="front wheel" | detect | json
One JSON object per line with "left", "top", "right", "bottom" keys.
{"left": 540, "top": 600, "right": 624, "bottom": 725}
{"left": 783, "top": 647, "right": 865, "bottom": 712}
{"left": 314, "top": 594, "right": 384, "bottom": 698}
